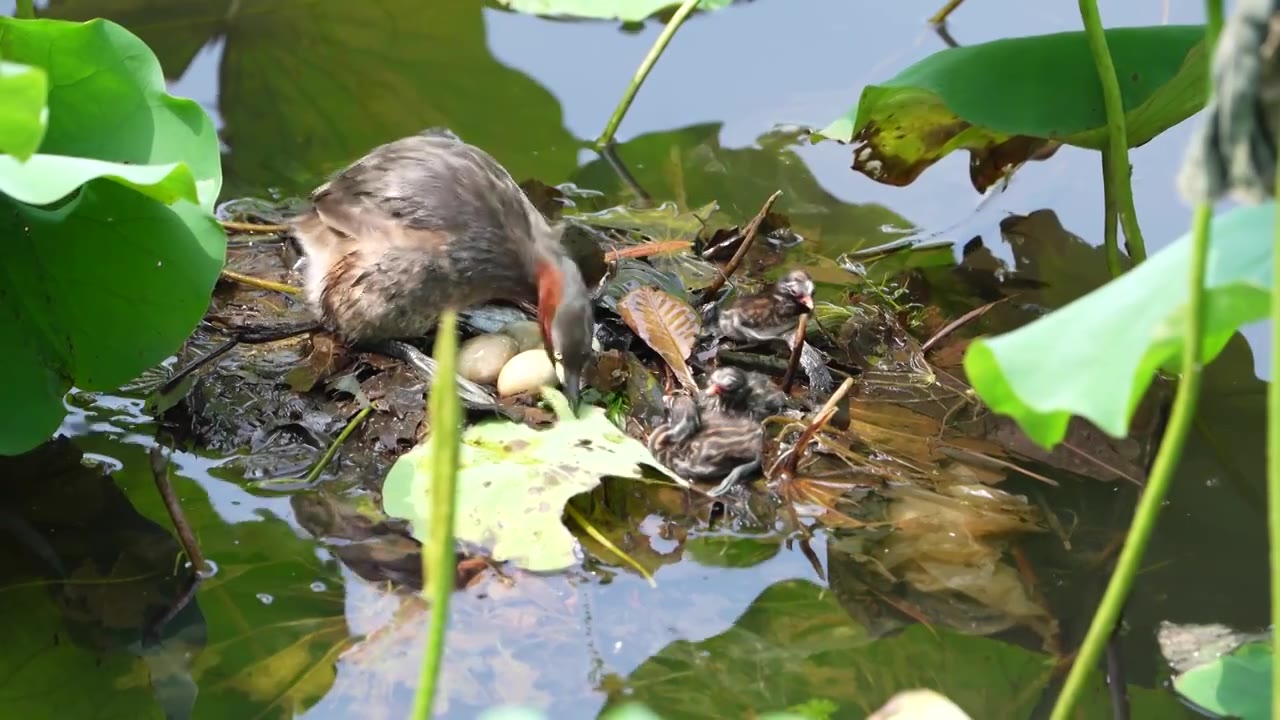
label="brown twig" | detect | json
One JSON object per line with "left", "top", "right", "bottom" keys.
{"left": 780, "top": 314, "right": 809, "bottom": 393}
{"left": 149, "top": 446, "right": 210, "bottom": 577}
{"left": 603, "top": 240, "right": 692, "bottom": 262}
{"left": 920, "top": 297, "right": 1008, "bottom": 354}
{"left": 777, "top": 377, "right": 857, "bottom": 477}
{"left": 698, "top": 190, "right": 782, "bottom": 303}
{"left": 219, "top": 269, "right": 304, "bottom": 297}
{"left": 220, "top": 220, "right": 290, "bottom": 234}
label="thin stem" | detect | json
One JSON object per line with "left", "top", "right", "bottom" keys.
{"left": 781, "top": 314, "right": 808, "bottom": 393}
{"left": 149, "top": 446, "right": 211, "bottom": 577}
{"left": 698, "top": 190, "right": 782, "bottom": 303}
{"left": 220, "top": 220, "right": 289, "bottom": 234}
{"left": 564, "top": 503, "right": 656, "bottom": 588}
{"left": 1052, "top": 13, "right": 1221, "bottom": 703}
{"left": 594, "top": 0, "right": 701, "bottom": 150}
{"left": 14, "top": 0, "right": 33, "bottom": 18}
{"left": 1102, "top": 150, "right": 1123, "bottom": 277}
{"left": 927, "top": 0, "right": 966, "bottom": 25}
{"left": 1080, "top": 0, "right": 1147, "bottom": 267}
{"left": 413, "top": 310, "right": 462, "bottom": 720}
{"left": 219, "top": 269, "right": 303, "bottom": 296}
{"left": 1118, "top": 167, "right": 1148, "bottom": 261}
{"left": 1270, "top": 145, "right": 1280, "bottom": 720}
{"left": 301, "top": 405, "right": 373, "bottom": 485}
{"left": 1050, "top": 203, "right": 1212, "bottom": 720}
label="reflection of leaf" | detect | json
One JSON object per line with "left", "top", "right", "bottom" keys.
{"left": 217, "top": 0, "right": 578, "bottom": 198}
{"left": 46, "top": 0, "right": 580, "bottom": 199}
{"left": 41, "top": 0, "right": 230, "bottom": 80}
{"left": 571, "top": 123, "right": 914, "bottom": 290}
{"left": 0, "top": 60, "right": 48, "bottom": 160}
{"left": 492, "top": 0, "right": 732, "bottom": 22}
{"left": 617, "top": 286, "right": 700, "bottom": 392}
{"left": 608, "top": 578, "right": 1195, "bottom": 719}
{"left": 382, "top": 387, "right": 684, "bottom": 572}
{"left": 1172, "top": 639, "right": 1271, "bottom": 719}
{"left": 815, "top": 26, "right": 1206, "bottom": 191}
{"left": 684, "top": 536, "right": 780, "bottom": 568}
{"left": 964, "top": 202, "right": 1272, "bottom": 449}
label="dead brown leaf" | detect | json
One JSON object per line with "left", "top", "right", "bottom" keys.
{"left": 617, "top": 286, "right": 700, "bottom": 392}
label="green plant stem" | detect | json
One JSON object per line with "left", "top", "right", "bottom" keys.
{"left": 1101, "top": 151, "right": 1122, "bottom": 277}
{"left": 1050, "top": 204, "right": 1211, "bottom": 720}
{"left": 413, "top": 310, "right": 462, "bottom": 720}
{"left": 14, "top": 0, "right": 33, "bottom": 18}
{"left": 301, "top": 405, "right": 372, "bottom": 485}
{"left": 1080, "top": 0, "right": 1147, "bottom": 266}
{"left": 1270, "top": 139, "right": 1280, "bottom": 720}
{"left": 594, "top": 0, "right": 701, "bottom": 150}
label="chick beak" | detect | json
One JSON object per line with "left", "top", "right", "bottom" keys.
{"left": 799, "top": 294, "right": 814, "bottom": 310}
{"left": 706, "top": 385, "right": 723, "bottom": 396}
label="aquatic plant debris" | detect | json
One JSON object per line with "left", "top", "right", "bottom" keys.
{"left": 382, "top": 386, "right": 686, "bottom": 573}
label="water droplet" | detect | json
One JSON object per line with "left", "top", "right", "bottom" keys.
{"left": 256, "top": 593, "right": 274, "bottom": 605}
{"left": 194, "top": 559, "right": 219, "bottom": 578}
{"left": 310, "top": 581, "right": 326, "bottom": 592}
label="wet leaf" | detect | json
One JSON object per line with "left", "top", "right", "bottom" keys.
{"left": 581, "top": 202, "right": 722, "bottom": 290}
{"left": 382, "top": 387, "right": 685, "bottom": 573}
{"left": 1172, "top": 639, "right": 1271, "bottom": 719}
{"left": 492, "top": 0, "right": 731, "bottom": 22}
{"left": 964, "top": 202, "right": 1272, "bottom": 449}
{"left": 617, "top": 286, "right": 701, "bottom": 392}
{"left": 600, "top": 258, "right": 692, "bottom": 314}
{"left": 0, "top": 60, "right": 48, "bottom": 160}
{"left": 285, "top": 335, "right": 351, "bottom": 393}
{"left": 815, "top": 26, "right": 1206, "bottom": 191}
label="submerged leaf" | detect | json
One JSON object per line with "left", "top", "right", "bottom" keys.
{"left": 816, "top": 26, "right": 1206, "bottom": 191}
{"left": 617, "top": 286, "right": 701, "bottom": 392}
{"left": 964, "top": 202, "right": 1272, "bottom": 449}
{"left": 382, "top": 387, "right": 685, "bottom": 573}
{"left": 1172, "top": 639, "right": 1272, "bottom": 719}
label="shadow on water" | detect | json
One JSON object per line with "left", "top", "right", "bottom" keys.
{"left": 1, "top": 0, "right": 1271, "bottom": 718}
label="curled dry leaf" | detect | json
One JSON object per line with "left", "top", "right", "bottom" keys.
{"left": 617, "top": 286, "right": 700, "bottom": 392}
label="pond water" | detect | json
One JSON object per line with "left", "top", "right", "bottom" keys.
{"left": 1, "top": 0, "right": 1270, "bottom": 718}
